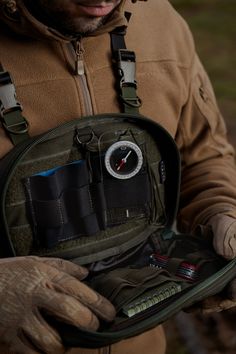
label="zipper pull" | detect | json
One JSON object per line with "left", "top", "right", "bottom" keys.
{"left": 74, "top": 39, "right": 85, "bottom": 76}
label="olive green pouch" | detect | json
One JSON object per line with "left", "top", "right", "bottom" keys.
{"left": 56, "top": 232, "right": 236, "bottom": 348}
{"left": 0, "top": 113, "right": 235, "bottom": 348}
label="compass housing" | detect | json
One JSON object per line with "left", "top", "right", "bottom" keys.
{"left": 105, "top": 140, "right": 143, "bottom": 179}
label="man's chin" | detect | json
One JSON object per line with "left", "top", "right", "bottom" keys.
{"left": 55, "top": 16, "right": 105, "bottom": 36}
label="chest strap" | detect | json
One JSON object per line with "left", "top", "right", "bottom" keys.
{"left": 110, "top": 25, "right": 142, "bottom": 114}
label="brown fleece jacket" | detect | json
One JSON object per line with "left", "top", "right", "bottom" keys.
{"left": 0, "top": 1, "right": 236, "bottom": 354}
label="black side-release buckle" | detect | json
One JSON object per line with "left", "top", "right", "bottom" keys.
{"left": 110, "top": 28, "right": 142, "bottom": 113}
{"left": 0, "top": 70, "right": 29, "bottom": 144}
{"left": 117, "top": 49, "right": 137, "bottom": 89}
{"left": 116, "top": 49, "right": 142, "bottom": 112}
{"left": 0, "top": 71, "right": 22, "bottom": 115}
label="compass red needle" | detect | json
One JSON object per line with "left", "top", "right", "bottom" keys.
{"left": 116, "top": 159, "right": 125, "bottom": 171}
{"left": 116, "top": 150, "right": 132, "bottom": 171}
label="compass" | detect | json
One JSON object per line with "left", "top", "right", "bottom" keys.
{"left": 104, "top": 141, "right": 143, "bottom": 179}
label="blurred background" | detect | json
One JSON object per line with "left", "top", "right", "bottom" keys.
{"left": 164, "top": 1, "right": 236, "bottom": 354}
{"left": 170, "top": 0, "right": 236, "bottom": 146}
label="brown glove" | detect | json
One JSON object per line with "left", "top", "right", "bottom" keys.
{"left": 188, "top": 214, "right": 236, "bottom": 315}
{"left": 191, "top": 279, "right": 236, "bottom": 314}
{"left": 0, "top": 256, "right": 116, "bottom": 354}
{"left": 208, "top": 213, "right": 236, "bottom": 259}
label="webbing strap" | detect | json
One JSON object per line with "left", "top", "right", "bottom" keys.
{"left": 23, "top": 160, "right": 151, "bottom": 249}
{"left": 32, "top": 186, "right": 94, "bottom": 227}
{"left": 110, "top": 26, "right": 142, "bottom": 114}
{"left": 36, "top": 213, "right": 100, "bottom": 249}
{"left": 23, "top": 161, "right": 100, "bottom": 248}
{"left": 0, "top": 64, "right": 29, "bottom": 145}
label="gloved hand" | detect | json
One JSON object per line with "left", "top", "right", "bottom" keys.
{"left": 208, "top": 213, "right": 236, "bottom": 260}
{"left": 187, "top": 279, "right": 236, "bottom": 315}
{"left": 0, "top": 256, "right": 116, "bottom": 354}
{"left": 191, "top": 214, "right": 236, "bottom": 314}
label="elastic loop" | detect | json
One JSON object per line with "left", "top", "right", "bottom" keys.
{"left": 2, "top": 112, "right": 29, "bottom": 135}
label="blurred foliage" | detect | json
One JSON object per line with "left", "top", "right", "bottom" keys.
{"left": 171, "top": 0, "right": 236, "bottom": 8}
{"left": 170, "top": 0, "right": 236, "bottom": 145}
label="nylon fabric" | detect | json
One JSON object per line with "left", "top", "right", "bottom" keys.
{"left": 90, "top": 266, "right": 184, "bottom": 312}
{"left": 2, "top": 115, "right": 171, "bottom": 260}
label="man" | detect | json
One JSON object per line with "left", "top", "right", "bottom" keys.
{"left": 0, "top": 0, "right": 236, "bottom": 353}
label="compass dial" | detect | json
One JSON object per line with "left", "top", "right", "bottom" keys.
{"left": 105, "top": 141, "right": 143, "bottom": 179}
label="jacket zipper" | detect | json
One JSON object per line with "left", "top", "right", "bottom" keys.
{"left": 68, "top": 38, "right": 94, "bottom": 116}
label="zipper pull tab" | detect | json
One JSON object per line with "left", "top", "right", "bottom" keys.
{"left": 74, "top": 39, "right": 85, "bottom": 75}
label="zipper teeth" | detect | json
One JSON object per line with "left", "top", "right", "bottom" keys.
{"left": 0, "top": 140, "right": 34, "bottom": 187}
{"left": 0, "top": 138, "right": 36, "bottom": 256}
{"left": 136, "top": 259, "right": 236, "bottom": 332}
{"left": 58, "top": 260, "right": 236, "bottom": 346}
{"left": 79, "top": 73, "right": 93, "bottom": 115}
{"left": 68, "top": 41, "right": 94, "bottom": 116}
{"left": 101, "top": 260, "right": 236, "bottom": 339}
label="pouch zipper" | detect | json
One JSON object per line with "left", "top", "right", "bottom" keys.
{"left": 2, "top": 114, "right": 234, "bottom": 345}
{"left": 111, "top": 257, "right": 236, "bottom": 334}
{"left": 59, "top": 257, "right": 236, "bottom": 349}
{"left": 0, "top": 114, "right": 148, "bottom": 255}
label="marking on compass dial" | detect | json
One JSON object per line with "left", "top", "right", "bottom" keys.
{"left": 105, "top": 140, "right": 143, "bottom": 179}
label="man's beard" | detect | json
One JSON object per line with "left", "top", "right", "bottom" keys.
{"left": 47, "top": 15, "right": 106, "bottom": 36}
{"left": 23, "top": 0, "right": 119, "bottom": 36}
